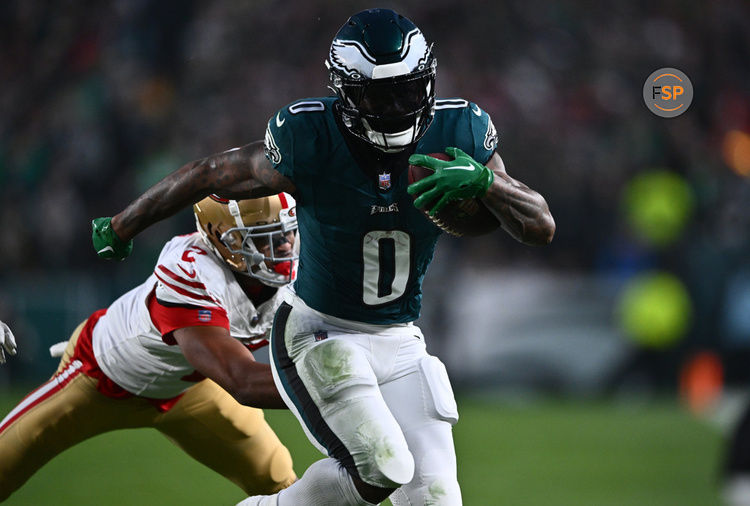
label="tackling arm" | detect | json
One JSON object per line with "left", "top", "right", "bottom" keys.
{"left": 110, "top": 142, "right": 295, "bottom": 243}
{"left": 481, "top": 152, "right": 555, "bottom": 246}
{"left": 173, "top": 325, "right": 286, "bottom": 409}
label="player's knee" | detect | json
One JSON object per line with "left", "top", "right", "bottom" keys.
{"left": 354, "top": 437, "right": 415, "bottom": 489}
{"left": 298, "top": 339, "right": 415, "bottom": 487}
{"left": 298, "top": 339, "right": 376, "bottom": 402}
{"left": 266, "top": 444, "right": 296, "bottom": 492}
{"left": 238, "top": 443, "right": 296, "bottom": 495}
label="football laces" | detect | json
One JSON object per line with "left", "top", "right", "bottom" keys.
{"left": 428, "top": 213, "right": 463, "bottom": 237}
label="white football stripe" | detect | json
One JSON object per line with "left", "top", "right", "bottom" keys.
{"left": 435, "top": 99, "right": 468, "bottom": 109}
{"left": 0, "top": 360, "right": 82, "bottom": 432}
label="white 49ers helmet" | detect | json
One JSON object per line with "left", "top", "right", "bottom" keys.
{"left": 193, "top": 193, "right": 298, "bottom": 287}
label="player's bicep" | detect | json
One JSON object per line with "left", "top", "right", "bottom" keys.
{"left": 249, "top": 143, "right": 296, "bottom": 195}
{"left": 208, "top": 142, "right": 295, "bottom": 199}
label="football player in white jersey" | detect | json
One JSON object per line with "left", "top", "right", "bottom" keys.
{"left": 0, "top": 193, "right": 300, "bottom": 501}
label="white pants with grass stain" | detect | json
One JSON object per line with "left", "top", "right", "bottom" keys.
{"left": 269, "top": 293, "right": 462, "bottom": 506}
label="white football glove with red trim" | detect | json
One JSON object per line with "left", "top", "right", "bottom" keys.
{"left": 0, "top": 320, "right": 17, "bottom": 364}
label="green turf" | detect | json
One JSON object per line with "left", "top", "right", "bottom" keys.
{"left": 454, "top": 398, "right": 723, "bottom": 506}
{"left": 0, "top": 394, "right": 723, "bottom": 505}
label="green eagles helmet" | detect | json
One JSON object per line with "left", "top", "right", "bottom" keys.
{"left": 325, "top": 8, "right": 437, "bottom": 152}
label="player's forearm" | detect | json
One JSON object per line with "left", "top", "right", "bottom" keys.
{"left": 481, "top": 171, "right": 555, "bottom": 246}
{"left": 228, "top": 362, "right": 287, "bottom": 409}
{"left": 111, "top": 159, "right": 211, "bottom": 241}
{"left": 111, "top": 142, "right": 288, "bottom": 241}
{"left": 177, "top": 327, "right": 288, "bottom": 409}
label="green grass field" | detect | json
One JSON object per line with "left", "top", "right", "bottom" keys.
{"left": 1, "top": 394, "right": 724, "bottom": 505}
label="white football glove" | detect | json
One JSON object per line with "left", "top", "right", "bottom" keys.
{"left": 1, "top": 320, "right": 17, "bottom": 364}
{"left": 49, "top": 341, "right": 68, "bottom": 358}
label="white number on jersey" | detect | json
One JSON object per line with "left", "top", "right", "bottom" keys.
{"left": 362, "top": 230, "right": 411, "bottom": 305}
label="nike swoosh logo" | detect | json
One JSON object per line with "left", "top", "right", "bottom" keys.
{"left": 276, "top": 112, "right": 285, "bottom": 127}
{"left": 444, "top": 165, "right": 474, "bottom": 171}
{"left": 97, "top": 246, "right": 114, "bottom": 254}
{"left": 179, "top": 265, "right": 197, "bottom": 278}
{"left": 471, "top": 104, "right": 482, "bottom": 116}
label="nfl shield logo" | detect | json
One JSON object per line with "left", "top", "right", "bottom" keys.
{"left": 378, "top": 173, "right": 391, "bottom": 191}
{"left": 198, "top": 309, "right": 212, "bottom": 322}
{"left": 314, "top": 330, "right": 328, "bottom": 342}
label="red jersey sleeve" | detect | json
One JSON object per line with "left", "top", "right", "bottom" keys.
{"left": 147, "top": 291, "right": 229, "bottom": 345}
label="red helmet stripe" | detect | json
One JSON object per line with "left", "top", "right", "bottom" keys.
{"left": 278, "top": 192, "right": 289, "bottom": 209}
{"left": 209, "top": 194, "right": 230, "bottom": 204}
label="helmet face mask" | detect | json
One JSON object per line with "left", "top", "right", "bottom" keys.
{"left": 326, "top": 9, "right": 436, "bottom": 152}
{"left": 194, "top": 195, "right": 299, "bottom": 287}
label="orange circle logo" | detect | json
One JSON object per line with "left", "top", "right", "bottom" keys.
{"left": 643, "top": 68, "right": 693, "bottom": 118}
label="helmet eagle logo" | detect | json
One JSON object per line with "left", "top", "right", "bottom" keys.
{"left": 328, "top": 28, "right": 429, "bottom": 80}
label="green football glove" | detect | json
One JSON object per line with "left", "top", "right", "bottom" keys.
{"left": 407, "top": 147, "right": 494, "bottom": 216}
{"left": 92, "top": 217, "right": 133, "bottom": 260}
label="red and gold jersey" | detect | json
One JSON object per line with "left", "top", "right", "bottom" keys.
{"left": 91, "top": 233, "right": 288, "bottom": 399}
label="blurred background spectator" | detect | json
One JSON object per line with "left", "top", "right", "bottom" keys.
{"left": 0, "top": 0, "right": 748, "bottom": 414}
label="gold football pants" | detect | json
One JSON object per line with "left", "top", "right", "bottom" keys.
{"left": 0, "top": 320, "right": 296, "bottom": 501}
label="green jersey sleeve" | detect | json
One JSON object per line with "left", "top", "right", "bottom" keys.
{"left": 417, "top": 98, "right": 498, "bottom": 165}
{"left": 264, "top": 105, "right": 296, "bottom": 183}
{"left": 466, "top": 101, "right": 499, "bottom": 164}
{"left": 263, "top": 99, "right": 330, "bottom": 184}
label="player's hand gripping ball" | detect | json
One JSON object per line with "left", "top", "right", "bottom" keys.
{"left": 407, "top": 148, "right": 499, "bottom": 236}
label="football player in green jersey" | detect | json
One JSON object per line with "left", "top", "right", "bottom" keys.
{"left": 93, "top": 8, "right": 554, "bottom": 506}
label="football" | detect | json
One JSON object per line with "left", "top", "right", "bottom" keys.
{"left": 408, "top": 152, "right": 500, "bottom": 237}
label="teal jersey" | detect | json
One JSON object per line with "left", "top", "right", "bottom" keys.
{"left": 263, "top": 97, "right": 498, "bottom": 324}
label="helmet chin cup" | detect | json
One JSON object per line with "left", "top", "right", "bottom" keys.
{"left": 361, "top": 119, "right": 417, "bottom": 152}
{"left": 335, "top": 88, "right": 433, "bottom": 152}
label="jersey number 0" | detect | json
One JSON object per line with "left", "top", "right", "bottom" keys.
{"left": 362, "top": 230, "right": 411, "bottom": 305}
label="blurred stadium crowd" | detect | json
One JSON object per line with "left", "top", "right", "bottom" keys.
{"left": 0, "top": 0, "right": 749, "bottom": 390}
